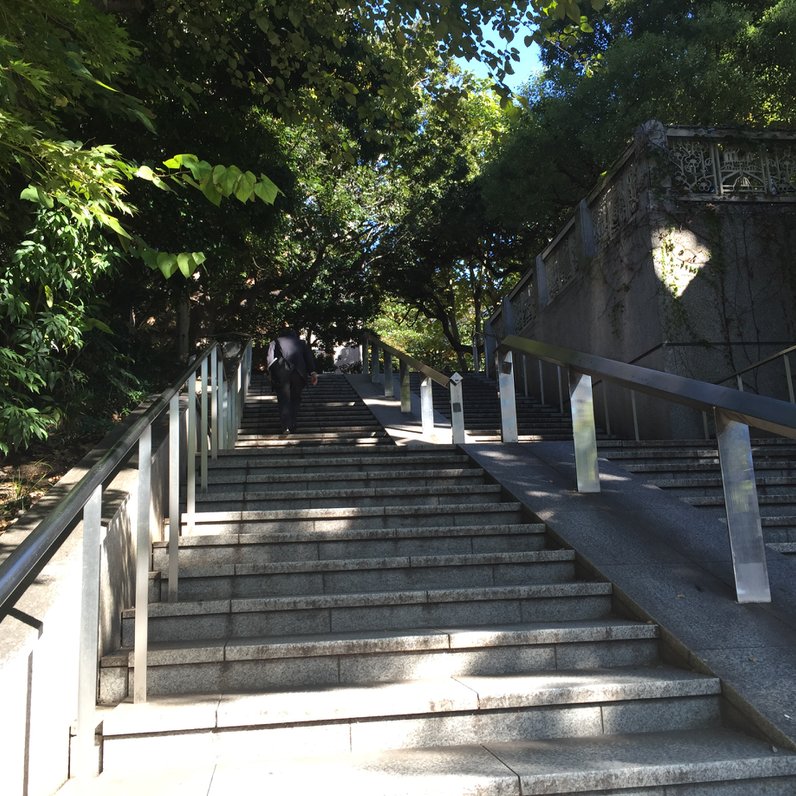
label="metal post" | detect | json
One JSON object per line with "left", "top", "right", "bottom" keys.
{"left": 631, "top": 391, "right": 640, "bottom": 441}
{"left": 538, "top": 361, "right": 545, "bottom": 405}
{"left": 168, "top": 393, "right": 180, "bottom": 602}
{"left": 370, "top": 342, "right": 380, "bottom": 384}
{"left": 383, "top": 351, "right": 394, "bottom": 398}
{"left": 703, "top": 411, "right": 711, "bottom": 440}
{"left": 361, "top": 337, "right": 370, "bottom": 377}
{"left": 421, "top": 377, "right": 435, "bottom": 437}
{"left": 186, "top": 371, "right": 197, "bottom": 536}
{"left": 498, "top": 352, "right": 518, "bottom": 444}
{"left": 449, "top": 373, "right": 465, "bottom": 445}
{"left": 399, "top": 358, "right": 411, "bottom": 413}
{"left": 736, "top": 374, "right": 744, "bottom": 392}
{"left": 522, "top": 355, "right": 529, "bottom": 397}
{"left": 75, "top": 485, "right": 102, "bottom": 778}
{"left": 557, "top": 365, "right": 564, "bottom": 415}
{"left": 211, "top": 347, "right": 220, "bottom": 457}
{"left": 570, "top": 370, "right": 600, "bottom": 493}
{"left": 200, "top": 357, "right": 208, "bottom": 491}
{"left": 784, "top": 354, "right": 795, "bottom": 404}
{"left": 714, "top": 409, "right": 771, "bottom": 603}
{"left": 602, "top": 383, "right": 611, "bottom": 437}
{"left": 133, "top": 425, "right": 152, "bottom": 703}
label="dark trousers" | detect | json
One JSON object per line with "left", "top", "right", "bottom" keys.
{"left": 274, "top": 367, "right": 306, "bottom": 431}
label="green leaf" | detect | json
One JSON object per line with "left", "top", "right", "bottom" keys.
{"left": 44, "top": 285, "right": 54, "bottom": 308}
{"left": 177, "top": 252, "right": 193, "bottom": 277}
{"left": 253, "top": 176, "right": 279, "bottom": 204}
{"left": 201, "top": 179, "right": 222, "bottom": 206}
{"left": 156, "top": 252, "right": 178, "bottom": 278}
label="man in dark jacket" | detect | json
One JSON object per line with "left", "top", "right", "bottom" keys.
{"left": 266, "top": 328, "right": 318, "bottom": 434}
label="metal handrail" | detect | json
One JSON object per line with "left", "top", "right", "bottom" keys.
{"left": 500, "top": 335, "right": 796, "bottom": 439}
{"left": 715, "top": 342, "right": 796, "bottom": 397}
{"left": 0, "top": 346, "right": 216, "bottom": 616}
{"left": 497, "top": 334, "right": 796, "bottom": 605}
{"left": 361, "top": 332, "right": 464, "bottom": 443}
{"left": 0, "top": 339, "right": 252, "bottom": 777}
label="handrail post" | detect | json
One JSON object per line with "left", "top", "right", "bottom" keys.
{"left": 75, "top": 484, "right": 102, "bottom": 778}
{"left": 133, "top": 425, "right": 152, "bottom": 703}
{"left": 449, "top": 373, "right": 465, "bottom": 444}
{"left": 399, "top": 358, "right": 411, "bottom": 413}
{"left": 186, "top": 371, "right": 197, "bottom": 535}
{"left": 420, "top": 377, "right": 435, "bottom": 437}
{"left": 784, "top": 354, "right": 795, "bottom": 404}
{"left": 211, "top": 347, "right": 220, "bottom": 457}
{"left": 383, "top": 350, "right": 394, "bottom": 397}
{"left": 631, "top": 390, "right": 640, "bottom": 441}
{"left": 570, "top": 369, "right": 600, "bottom": 493}
{"left": 167, "top": 393, "right": 180, "bottom": 601}
{"left": 498, "top": 351, "right": 518, "bottom": 443}
{"left": 361, "top": 335, "right": 370, "bottom": 377}
{"left": 200, "top": 357, "right": 209, "bottom": 491}
{"left": 714, "top": 409, "right": 770, "bottom": 603}
{"left": 370, "top": 341, "right": 380, "bottom": 384}
{"left": 557, "top": 365, "right": 564, "bottom": 414}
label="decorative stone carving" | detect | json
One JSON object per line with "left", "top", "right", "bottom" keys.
{"left": 593, "top": 161, "right": 639, "bottom": 248}
{"left": 510, "top": 276, "right": 535, "bottom": 334}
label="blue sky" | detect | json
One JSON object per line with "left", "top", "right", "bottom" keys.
{"left": 455, "top": 39, "right": 543, "bottom": 90}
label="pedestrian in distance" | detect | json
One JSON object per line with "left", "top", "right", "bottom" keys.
{"left": 266, "top": 327, "right": 318, "bottom": 435}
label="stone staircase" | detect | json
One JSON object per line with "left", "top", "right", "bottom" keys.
{"left": 598, "top": 438, "right": 796, "bottom": 555}
{"left": 409, "top": 371, "right": 573, "bottom": 440}
{"left": 88, "top": 373, "right": 796, "bottom": 794}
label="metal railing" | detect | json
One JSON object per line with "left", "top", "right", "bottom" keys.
{"left": 0, "top": 339, "right": 252, "bottom": 777}
{"left": 497, "top": 334, "right": 796, "bottom": 606}
{"left": 716, "top": 343, "right": 796, "bottom": 403}
{"left": 361, "top": 333, "right": 465, "bottom": 444}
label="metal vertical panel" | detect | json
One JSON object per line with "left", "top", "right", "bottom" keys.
{"left": 211, "top": 347, "right": 220, "bottom": 457}
{"left": 784, "top": 354, "right": 794, "bottom": 404}
{"left": 186, "top": 371, "right": 197, "bottom": 536}
{"left": 538, "top": 360, "right": 545, "bottom": 405}
{"left": 449, "top": 373, "right": 465, "bottom": 445}
{"left": 714, "top": 410, "right": 771, "bottom": 603}
{"left": 200, "top": 357, "right": 208, "bottom": 491}
{"left": 383, "top": 351, "right": 394, "bottom": 397}
{"left": 631, "top": 391, "right": 640, "bottom": 441}
{"left": 557, "top": 366, "right": 564, "bottom": 414}
{"left": 75, "top": 484, "right": 102, "bottom": 778}
{"left": 570, "top": 370, "right": 600, "bottom": 493}
{"left": 370, "top": 343, "right": 380, "bottom": 384}
{"left": 133, "top": 426, "right": 152, "bottom": 703}
{"left": 498, "top": 353, "right": 518, "bottom": 444}
{"left": 361, "top": 337, "right": 369, "bottom": 377}
{"left": 421, "top": 377, "right": 434, "bottom": 437}
{"left": 522, "top": 355, "right": 529, "bottom": 397}
{"left": 168, "top": 393, "right": 180, "bottom": 602}
{"left": 399, "top": 358, "right": 411, "bottom": 413}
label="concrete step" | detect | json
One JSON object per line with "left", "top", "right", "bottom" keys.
{"left": 155, "top": 549, "right": 578, "bottom": 600}
{"left": 183, "top": 501, "right": 530, "bottom": 534}
{"left": 121, "top": 582, "right": 615, "bottom": 644}
{"left": 100, "top": 618, "right": 661, "bottom": 701}
{"left": 194, "top": 483, "right": 506, "bottom": 511}
{"left": 154, "top": 523, "right": 549, "bottom": 568}
{"left": 62, "top": 727, "right": 796, "bottom": 795}
{"left": 204, "top": 467, "right": 486, "bottom": 490}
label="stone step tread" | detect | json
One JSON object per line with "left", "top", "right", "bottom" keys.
{"left": 195, "top": 483, "right": 503, "bottom": 503}
{"left": 233, "top": 437, "right": 389, "bottom": 448}
{"left": 105, "top": 619, "right": 659, "bottom": 667}
{"left": 216, "top": 446, "right": 461, "bottom": 461}
{"left": 124, "top": 581, "right": 614, "bottom": 619}
{"left": 205, "top": 468, "right": 484, "bottom": 485}
{"left": 762, "top": 516, "right": 796, "bottom": 526}
{"left": 183, "top": 501, "right": 525, "bottom": 523}
{"left": 650, "top": 476, "right": 796, "bottom": 488}
{"left": 101, "top": 666, "right": 718, "bottom": 736}
{"left": 155, "top": 549, "right": 576, "bottom": 579}
{"left": 155, "top": 522, "right": 547, "bottom": 549}
{"left": 62, "top": 730, "right": 796, "bottom": 796}
{"left": 686, "top": 494, "right": 796, "bottom": 507}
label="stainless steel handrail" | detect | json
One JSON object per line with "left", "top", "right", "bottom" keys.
{"left": 361, "top": 332, "right": 464, "bottom": 443}
{"left": 715, "top": 343, "right": 796, "bottom": 403}
{"left": 0, "top": 347, "right": 214, "bottom": 616}
{"left": 498, "top": 334, "right": 796, "bottom": 604}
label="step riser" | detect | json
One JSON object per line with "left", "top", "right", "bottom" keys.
{"left": 100, "top": 638, "right": 661, "bottom": 702}
{"left": 99, "top": 695, "right": 722, "bottom": 775}
{"left": 204, "top": 474, "right": 484, "bottom": 490}
{"left": 153, "top": 531, "right": 547, "bottom": 568}
{"left": 122, "top": 594, "right": 615, "bottom": 644}
{"left": 195, "top": 491, "right": 505, "bottom": 511}
{"left": 188, "top": 509, "right": 528, "bottom": 534}
{"left": 158, "top": 561, "right": 577, "bottom": 600}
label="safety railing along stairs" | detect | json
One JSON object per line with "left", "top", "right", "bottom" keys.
{"left": 69, "top": 357, "right": 796, "bottom": 794}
